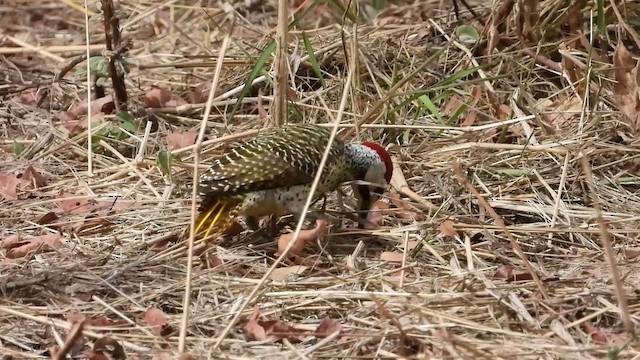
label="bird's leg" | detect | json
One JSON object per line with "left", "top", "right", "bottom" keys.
{"left": 265, "top": 215, "right": 279, "bottom": 238}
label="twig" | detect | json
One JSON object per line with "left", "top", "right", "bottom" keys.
{"left": 579, "top": 153, "right": 633, "bottom": 334}
{"left": 178, "top": 31, "right": 233, "bottom": 353}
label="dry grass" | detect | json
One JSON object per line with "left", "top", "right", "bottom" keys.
{"left": 2, "top": 0, "right": 640, "bottom": 359}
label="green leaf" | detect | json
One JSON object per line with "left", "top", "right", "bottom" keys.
{"left": 302, "top": 31, "right": 325, "bottom": 88}
{"left": 433, "top": 66, "right": 483, "bottom": 88}
{"left": 417, "top": 95, "right": 444, "bottom": 123}
{"left": 596, "top": 0, "right": 605, "bottom": 35}
{"left": 12, "top": 141, "right": 24, "bottom": 157}
{"left": 117, "top": 111, "right": 137, "bottom": 134}
{"left": 455, "top": 24, "right": 480, "bottom": 45}
{"left": 156, "top": 150, "right": 172, "bottom": 179}
{"left": 230, "top": 40, "right": 276, "bottom": 121}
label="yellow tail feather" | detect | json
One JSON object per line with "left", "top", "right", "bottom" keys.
{"left": 194, "top": 200, "right": 234, "bottom": 241}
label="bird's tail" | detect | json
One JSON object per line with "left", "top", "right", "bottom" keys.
{"left": 193, "top": 198, "right": 237, "bottom": 241}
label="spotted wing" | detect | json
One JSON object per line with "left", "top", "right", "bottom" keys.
{"left": 198, "top": 124, "right": 344, "bottom": 197}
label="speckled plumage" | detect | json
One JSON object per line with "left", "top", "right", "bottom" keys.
{"left": 194, "top": 123, "right": 392, "bottom": 239}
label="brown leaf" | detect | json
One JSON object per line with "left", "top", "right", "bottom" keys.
{"left": 438, "top": 220, "right": 457, "bottom": 237}
{"left": 583, "top": 322, "right": 609, "bottom": 345}
{"left": 11, "top": 90, "right": 37, "bottom": 105}
{"left": 613, "top": 44, "right": 640, "bottom": 132}
{"left": 260, "top": 319, "right": 300, "bottom": 342}
{"left": 366, "top": 199, "right": 389, "bottom": 228}
{"left": 380, "top": 251, "right": 404, "bottom": 263}
{"left": 496, "top": 103, "right": 512, "bottom": 121}
{"left": 442, "top": 95, "right": 463, "bottom": 116}
{"left": 58, "top": 194, "right": 93, "bottom": 215}
{"left": 243, "top": 307, "right": 302, "bottom": 343}
{"left": 244, "top": 307, "right": 267, "bottom": 341}
{"left": 89, "top": 337, "right": 126, "bottom": 360}
{"left": 508, "top": 272, "right": 535, "bottom": 282}
{"left": 22, "top": 165, "right": 47, "bottom": 188}
{"left": 144, "top": 307, "right": 170, "bottom": 336}
{"left": 625, "top": 247, "right": 640, "bottom": 259}
{"left": 67, "top": 96, "right": 115, "bottom": 120}
{"left": 540, "top": 95, "right": 582, "bottom": 127}
{"left": 59, "top": 116, "right": 89, "bottom": 136}
{"left": 166, "top": 131, "right": 198, "bottom": 150}
{"left": 494, "top": 265, "right": 514, "bottom": 280}
{"left": 144, "top": 88, "right": 186, "bottom": 108}
{"left": 0, "top": 173, "right": 27, "bottom": 200}
{"left": 36, "top": 211, "right": 59, "bottom": 225}
{"left": 0, "top": 234, "right": 21, "bottom": 249}
{"left": 188, "top": 81, "right": 211, "bottom": 103}
{"left": 277, "top": 219, "right": 327, "bottom": 257}
{"left": 461, "top": 87, "right": 482, "bottom": 126}
{"left": 315, "top": 317, "right": 342, "bottom": 338}
{"left": 94, "top": 197, "right": 137, "bottom": 211}
{"left": 388, "top": 192, "right": 425, "bottom": 222}
{"left": 4, "top": 233, "right": 64, "bottom": 259}
{"left": 268, "top": 265, "right": 308, "bottom": 281}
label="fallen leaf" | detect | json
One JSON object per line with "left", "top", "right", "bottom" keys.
{"left": 366, "top": 199, "right": 389, "bottom": 228}
{"left": 625, "top": 247, "right": 640, "bottom": 259}
{"left": 67, "top": 96, "right": 115, "bottom": 120}
{"left": 21, "top": 165, "right": 47, "bottom": 188}
{"left": 36, "top": 211, "right": 59, "bottom": 225}
{"left": 315, "top": 317, "right": 342, "bottom": 338}
{"left": 584, "top": 322, "right": 610, "bottom": 345}
{"left": 201, "top": 253, "right": 224, "bottom": 269}
{"left": 268, "top": 265, "right": 308, "bottom": 281}
{"left": 613, "top": 44, "right": 640, "bottom": 132}
{"left": 442, "top": 95, "right": 463, "bottom": 116}
{"left": 166, "top": 131, "right": 198, "bottom": 150}
{"left": 461, "top": 87, "right": 482, "bottom": 126}
{"left": 496, "top": 103, "right": 512, "bottom": 121}
{"left": 244, "top": 307, "right": 267, "bottom": 341}
{"left": 380, "top": 251, "right": 404, "bottom": 263}
{"left": 11, "top": 90, "right": 37, "bottom": 105}
{"left": 388, "top": 192, "right": 425, "bottom": 222}
{"left": 188, "top": 81, "right": 212, "bottom": 103}
{"left": 144, "top": 307, "right": 170, "bottom": 336}
{"left": 0, "top": 234, "right": 21, "bottom": 249}
{"left": 540, "top": 95, "right": 582, "bottom": 127}
{"left": 277, "top": 219, "right": 327, "bottom": 257}
{"left": 144, "top": 88, "right": 186, "bottom": 108}
{"left": 59, "top": 116, "right": 89, "bottom": 136}
{"left": 0, "top": 173, "right": 28, "bottom": 200}
{"left": 438, "top": 220, "right": 457, "bottom": 237}
{"left": 406, "top": 241, "right": 420, "bottom": 250}
{"left": 58, "top": 194, "right": 93, "bottom": 215}
{"left": 261, "top": 319, "right": 300, "bottom": 342}
{"left": 243, "top": 307, "right": 302, "bottom": 343}
{"left": 94, "top": 197, "right": 136, "bottom": 211}
{"left": 494, "top": 265, "right": 514, "bottom": 280}
{"left": 3, "top": 233, "right": 64, "bottom": 259}
{"left": 508, "top": 272, "right": 535, "bottom": 282}
{"left": 87, "top": 337, "right": 126, "bottom": 360}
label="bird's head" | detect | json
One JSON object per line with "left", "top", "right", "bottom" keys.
{"left": 346, "top": 142, "right": 393, "bottom": 227}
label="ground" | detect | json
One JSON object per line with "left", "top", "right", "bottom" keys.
{"left": 1, "top": 0, "right": 640, "bottom": 359}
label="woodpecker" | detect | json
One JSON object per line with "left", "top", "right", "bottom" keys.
{"left": 194, "top": 123, "right": 393, "bottom": 240}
